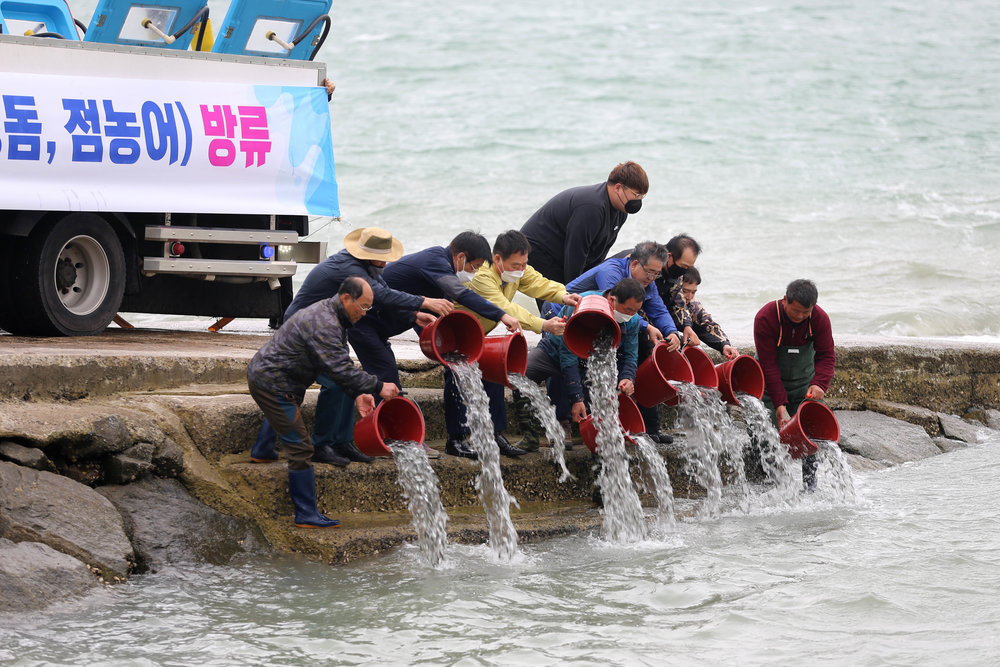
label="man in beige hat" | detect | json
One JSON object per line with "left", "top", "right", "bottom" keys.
{"left": 252, "top": 227, "right": 453, "bottom": 466}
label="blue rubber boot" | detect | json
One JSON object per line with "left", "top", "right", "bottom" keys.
{"left": 250, "top": 419, "right": 279, "bottom": 462}
{"left": 288, "top": 467, "right": 340, "bottom": 528}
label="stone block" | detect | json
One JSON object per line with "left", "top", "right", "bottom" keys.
{"left": 835, "top": 411, "right": 941, "bottom": 465}
{"left": 0, "top": 440, "right": 56, "bottom": 472}
{"left": 0, "top": 461, "right": 134, "bottom": 579}
{"left": 937, "top": 413, "right": 982, "bottom": 444}
{"left": 933, "top": 436, "right": 968, "bottom": 453}
{"left": 0, "top": 538, "right": 99, "bottom": 612}
{"left": 864, "top": 400, "right": 940, "bottom": 436}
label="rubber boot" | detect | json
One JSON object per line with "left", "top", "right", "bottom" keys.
{"left": 250, "top": 419, "right": 279, "bottom": 462}
{"left": 288, "top": 467, "right": 340, "bottom": 528}
{"left": 513, "top": 391, "right": 541, "bottom": 452}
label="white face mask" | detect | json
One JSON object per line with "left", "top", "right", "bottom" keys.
{"left": 613, "top": 309, "right": 633, "bottom": 324}
{"left": 498, "top": 258, "right": 524, "bottom": 283}
{"left": 456, "top": 257, "right": 476, "bottom": 283}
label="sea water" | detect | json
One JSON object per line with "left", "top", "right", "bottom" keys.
{"left": 446, "top": 360, "right": 520, "bottom": 561}
{"left": 631, "top": 433, "right": 677, "bottom": 533}
{"left": 59, "top": 0, "right": 1000, "bottom": 342}
{"left": 5, "top": 433, "right": 998, "bottom": 665}
{"left": 386, "top": 440, "right": 449, "bottom": 567}
{"left": 585, "top": 335, "right": 647, "bottom": 543}
{"left": 506, "top": 373, "right": 574, "bottom": 482}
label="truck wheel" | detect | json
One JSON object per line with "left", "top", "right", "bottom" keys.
{"left": 16, "top": 213, "right": 126, "bottom": 336}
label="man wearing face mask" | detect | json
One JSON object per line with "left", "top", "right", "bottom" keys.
{"left": 519, "top": 279, "right": 647, "bottom": 446}
{"left": 383, "top": 231, "right": 521, "bottom": 339}
{"left": 653, "top": 233, "right": 703, "bottom": 348}
{"left": 520, "top": 162, "right": 649, "bottom": 286}
{"left": 251, "top": 227, "right": 454, "bottom": 466}
{"left": 448, "top": 230, "right": 582, "bottom": 458}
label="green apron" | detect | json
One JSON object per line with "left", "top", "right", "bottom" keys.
{"left": 762, "top": 300, "right": 820, "bottom": 486}
{"left": 763, "top": 298, "right": 816, "bottom": 422}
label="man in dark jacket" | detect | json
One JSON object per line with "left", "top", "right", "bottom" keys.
{"left": 248, "top": 277, "right": 399, "bottom": 528}
{"left": 253, "top": 227, "right": 452, "bottom": 466}
{"left": 382, "top": 232, "right": 522, "bottom": 458}
{"left": 520, "top": 162, "right": 648, "bottom": 285}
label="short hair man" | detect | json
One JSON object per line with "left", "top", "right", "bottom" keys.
{"left": 448, "top": 230, "right": 582, "bottom": 458}
{"left": 654, "top": 233, "right": 703, "bottom": 348}
{"left": 681, "top": 267, "right": 739, "bottom": 360}
{"left": 753, "top": 278, "right": 836, "bottom": 490}
{"left": 383, "top": 231, "right": 522, "bottom": 458}
{"left": 247, "top": 277, "right": 399, "bottom": 528}
{"left": 520, "top": 162, "right": 649, "bottom": 285}
{"left": 253, "top": 227, "right": 451, "bottom": 466}
{"left": 518, "top": 278, "right": 647, "bottom": 450}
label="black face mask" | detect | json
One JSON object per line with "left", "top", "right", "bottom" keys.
{"left": 667, "top": 263, "right": 687, "bottom": 279}
{"left": 624, "top": 199, "right": 642, "bottom": 214}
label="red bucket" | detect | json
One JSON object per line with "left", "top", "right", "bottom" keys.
{"left": 479, "top": 333, "right": 528, "bottom": 386}
{"left": 353, "top": 396, "right": 427, "bottom": 457}
{"left": 683, "top": 346, "right": 719, "bottom": 390}
{"left": 580, "top": 394, "right": 647, "bottom": 453}
{"left": 633, "top": 343, "right": 695, "bottom": 408}
{"left": 564, "top": 294, "right": 621, "bottom": 359}
{"left": 779, "top": 400, "right": 840, "bottom": 459}
{"left": 714, "top": 354, "right": 765, "bottom": 406}
{"left": 419, "top": 310, "right": 484, "bottom": 366}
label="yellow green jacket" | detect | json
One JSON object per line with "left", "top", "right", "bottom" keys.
{"left": 456, "top": 262, "right": 566, "bottom": 334}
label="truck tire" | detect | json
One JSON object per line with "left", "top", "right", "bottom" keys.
{"left": 14, "top": 213, "right": 126, "bottom": 336}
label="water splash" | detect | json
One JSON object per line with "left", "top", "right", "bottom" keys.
{"left": 506, "top": 373, "right": 574, "bottom": 482}
{"left": 814, "top": 439, "right": 858, "bottom": 504}
{"left": 675, "top": 383, "right": 752, "bottom": 515}
{"left": 387, "top": 440, "right": 449, "bottom": 567}
{"left": 631, "top": 434, "right": 676, "bottom": 532}
{"left": 448, "top": 359, "right": 520, "bottom": 561}
{"left": 739, "top": 393, "right": 800, "bottom": 505}
{"left": 674, "top": 383, "right": 724, "bottom": 518}
{"left": 586, "top": 334, "right": 646, "bottom": 543}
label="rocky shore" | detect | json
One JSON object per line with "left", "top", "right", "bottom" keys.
{"left": 1, "top": 329, "right": 998, "bottom": 612}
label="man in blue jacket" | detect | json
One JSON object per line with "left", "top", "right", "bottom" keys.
{"left": 252, "top": 228, "right": 453, "bottom": 466}
{"left": 382, "top": 231, "right": 522, "bottom": 458}
{"left": 518, "top": 278, "right": 647, "bottom": 449}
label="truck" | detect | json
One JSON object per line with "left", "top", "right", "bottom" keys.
{"left": 0, "top": 27, "right": 338, "bottom": 336}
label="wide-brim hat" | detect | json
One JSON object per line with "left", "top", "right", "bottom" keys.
{"left": 343, "top": 227, "right": 404, "bottom": 262}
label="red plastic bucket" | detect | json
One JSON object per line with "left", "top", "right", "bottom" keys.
{"left": 418, "top": 310, "right": 484, "bottom": 366}
{"left": 714, "top": 354, "right": 765, "bottom": 406}
{"left": 683, "top": 346, "right": 719, "bottom": 390}
{"left": 580, "top": 394, "right": 647, "bottom": 453}
{"left": 633, "top": 343, "right": 695, "bottom": 408}
{"left": 479, "top": 333, "right": 528, "bottom": 386}
{"left": 564, "top": 294, "right": 621, "bottom": 359}
{"left": 779, "top": 400, "right": 840, "bottom": 459}
{"left": 353, "top": 396, "right": 427, "bottom": 457}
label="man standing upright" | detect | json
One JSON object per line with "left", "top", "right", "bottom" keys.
{"left": 753, "top": 278, "right": 836, "bottom": 490}
{"left": 520, "top": 161, "right": 648, "bottom": 285}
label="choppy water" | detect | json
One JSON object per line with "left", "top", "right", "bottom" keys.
{"left": 4, "top": 434, "right": 998, "bottom": 665}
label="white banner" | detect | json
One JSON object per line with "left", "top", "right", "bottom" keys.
{"left": 0, "top": 72, "right": 339, "bottom": 216}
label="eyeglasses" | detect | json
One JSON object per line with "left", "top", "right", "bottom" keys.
{"left": 359, "top": 302, "right": 374, "bottom": 312}
{"left": 622, "top": 185, "right": 646, "bottom": 200}
{"left": 641, "top": 264, "right": 661, "bottom": 279}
